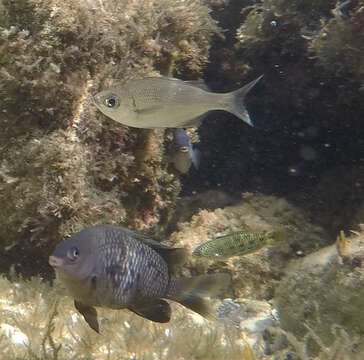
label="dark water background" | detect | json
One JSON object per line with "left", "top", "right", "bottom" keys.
{"left": 180, "top": 0, "right": 364, "bottom": 238}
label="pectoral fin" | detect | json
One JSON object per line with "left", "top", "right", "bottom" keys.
{"left": 128, "top": 298, "right": 171, "bottom": 323}
{"left": 135, "top": 105, "right": 164, "bottom": 115}
{"left": 74, "top": 300, "right": 100, "bottom": 333}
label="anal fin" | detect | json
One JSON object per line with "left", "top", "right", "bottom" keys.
{"left": 128, "top": 298, "right": 171, "bottom": 323}
{"left": 74, "top": 300, "right": 100, "bottom": 333}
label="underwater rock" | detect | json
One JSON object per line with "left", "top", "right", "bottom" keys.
{"left": 0, "top": 0, "right": 218, "bottom": 277}
{"left": 167, "top": 190, "right": 238, "bottom": 231}
{"left": 274, "top": 231, "right": 364, "bottom": 358}
{"left": 309, "top": 0, "right": 364, "bottom": 83}
{"left": 168, "top": 192, "right": 330, "bottom": 300}
{"left": 297, "top": 165, "right": 364, "bottom": 237}
{"left": 217, "top": 298, "right": 281, "bottom": 352}
{"left": 196, "top": 0, "right": 364, "bottom": 205}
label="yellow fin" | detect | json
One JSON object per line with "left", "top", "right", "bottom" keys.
{"left": 241, "top": 343, "right": 255, "bottom": 360}
{"left": 336, "top": 230, "right": 347, "bottom": 257}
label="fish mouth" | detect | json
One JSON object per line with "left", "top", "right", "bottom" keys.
{"left": 93, "top": 93, "right": 103, "bottom": 107}
{"left": 92, "top": 94, "right": 99, "bottom": 106}
{"left": 48, "top": 255, "right": 64, "bottom": 268}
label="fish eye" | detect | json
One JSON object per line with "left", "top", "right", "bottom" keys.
{"left": 67, "top": 247, "right": 80, "bottom": 261}
{"left": 105, "top": 95, "right": 119, "bottom": 108}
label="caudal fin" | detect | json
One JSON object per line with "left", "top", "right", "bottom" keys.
{"left": 225, "top": 75, "right": 263, "bottom": 126}
{"left": 166, "top": 273, "right": 231, "bottom": 320}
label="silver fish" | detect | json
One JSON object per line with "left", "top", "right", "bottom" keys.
{"left": 93, "top": 76, "right": 262, "bottom": 129}
{"left": 171, "top": 128, "right": 200, "bottom": 173}
{"left": 49, "top": 224, "right": 230, "bottom": 333}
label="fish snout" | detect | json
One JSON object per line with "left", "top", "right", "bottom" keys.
{"left": 92, "top": 93, "right": 101, "bottom": 106}
{"left": 48, "top": 255, "right": 64, "bottom": 268}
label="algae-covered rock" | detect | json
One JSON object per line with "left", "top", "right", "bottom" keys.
{"left": 168, "top": 193, "right": 330, "bottom": 300}
{"left": 309, "top": 0, "right": 364, "bottom": 83}
{"left": 274, "top": 231, "right": 364, "bottom": 358}
{"left": 196, "top": 0, "right": 364, "bottom": 203}
{"left": 0, "top": 0, "right": 218, "bottom": 276}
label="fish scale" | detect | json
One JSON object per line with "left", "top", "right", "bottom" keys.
{"left": 193, "top": 230, "right": 281, "bottom": 260}
{"left": 93, "top": 76, "right": 262, "bottom": 129}
{"left": 98, "top": 236, "right": 169, "bottom": 304}
{"left": 49, "top": 224, "right": 231, "bottom": 332}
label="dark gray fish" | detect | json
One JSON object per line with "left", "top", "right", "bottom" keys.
{"left": 49, "top": 225, "right": 230, "bottom": 333}
{"left": 192, "top": 230, "right": 286, "bottom": 260}
{"left": 171, "top": 128, "right": 200, "bottom": 173}
{"left": 93, "top": 76, "right": 262, "bottom": 128}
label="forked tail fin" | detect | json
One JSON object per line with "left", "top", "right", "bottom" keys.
{"left": 166, "top": 273, "right": 231, "bottom": 320}
{"left": 225, "top": 75, "right": 263, "bottom": 126}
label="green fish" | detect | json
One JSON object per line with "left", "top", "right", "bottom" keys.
{"left": 192, "top": 230, "right": 285, "bottom": 260}
{"left": 93, "top": 76, "right": 262, "bottom": 129}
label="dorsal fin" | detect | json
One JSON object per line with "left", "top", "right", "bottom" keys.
{"left": 184, "top": 79, "right": 210, "bottom": 91}
{"left": 155, "top": 247, "right": 189, "bottom": 273}
{"left": 124, "top": 227, "right": 189, "bottom": 273}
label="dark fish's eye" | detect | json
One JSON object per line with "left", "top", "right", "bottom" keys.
{"left": 67, "top": 247, "right": 79, "bottom": 261}
{"left": 105, "top": 95, "right": 118, "bottom": 108}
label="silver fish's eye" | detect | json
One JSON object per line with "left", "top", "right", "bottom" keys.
{"left": 67, "top": 247, "right": 79, "bottom": 261}
{"left": 105, "top": 95, "right": 119, "bottom": 108}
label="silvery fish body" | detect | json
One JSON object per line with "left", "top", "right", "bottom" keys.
{"left": 193, "top": 230, "right": 284, "bottom": 260}
{"left": 49, "top": 225, "right": 230, "bottom": 332}
{"left": 171, "top": 128, "right": 200, "bottom": 173}
{"left": 93, "top": 76, "right": 262, "bottom": 129}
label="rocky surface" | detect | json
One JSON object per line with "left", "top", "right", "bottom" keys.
{"left": 168, "top": 193, "right": 330, "bottom": 300}
{"left": 1, "top": 0, "right": 364, "bottom": 359}
{"left": 274, "top": 231, "right": 364, "bottom": 359}
{"left": 0, "top": 0, "right": 218, "bottom": 276}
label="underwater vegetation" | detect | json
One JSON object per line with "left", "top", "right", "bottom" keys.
{"left": 0, "top": 0, "right": 218, "bottom": 276}
{"left": 309, "top": 0, "right": 364, "bottom": 83}
{"left": 0, "top": 276, "right": 247, "bottom": 360}
{"left": 232, "top": 0, "right": 364, "bottom": 87}
{"left": 274, "top": 229, "right": 364, "bottom": 358}
{"left": 169, "top": 192, "right": 330, "bottom": 301}
{"left": 193, "top": 0, "right": 364, "bottom": 201}
{"left": 169, "top": 196, "right": 364, "bottom": 359}
{"left": 1, "top": 0, "right": 364, "bottom": 359}
{"left": 2, "top": 199, "right": 364, "bottom": 359}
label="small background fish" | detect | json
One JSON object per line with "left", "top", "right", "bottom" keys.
{"left": 49, "top": 225, "right": 230, "bottom": 332}
{"left": 171, "top": 128, "right": 200, "bottom": 173}
{"left": 192, "top": 230, "right": 286, "bottom": 260}
{"left": 93, "top": 76, "right": 262, "bottom": 128}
